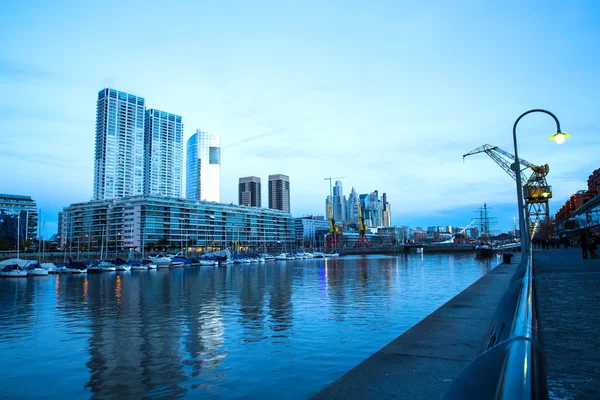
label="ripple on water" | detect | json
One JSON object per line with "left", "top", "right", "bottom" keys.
{"left": 0, "top": 254, "right": 495, "bottom": 399}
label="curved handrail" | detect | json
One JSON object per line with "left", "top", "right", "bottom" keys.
{"left": 444, "top": 247, "right": 548, "bottom": 399}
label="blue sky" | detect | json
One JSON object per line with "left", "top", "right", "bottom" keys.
{"left": 1, "top": 0, "right": 598, "bottom": 235}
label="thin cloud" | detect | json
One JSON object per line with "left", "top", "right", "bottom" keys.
{"left": 0, "top": 58, "right": 52, "bottom": 80}
{"left": 223, "top": 125, "right": 294, "bottom": 149}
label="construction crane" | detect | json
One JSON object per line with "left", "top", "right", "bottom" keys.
{"left": 326, "top": 200, "right": 343, "bottom": 249}
{"left": 355, "top": 199, "right": 371, "bottom": 247}
{"left": 463, "top": 144, "right": 552, "bottom": 239}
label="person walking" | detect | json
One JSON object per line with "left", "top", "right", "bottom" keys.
{"left": 580, "top": 230, "right": 589, "bottom": 259}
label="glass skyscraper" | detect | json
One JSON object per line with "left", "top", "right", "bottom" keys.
{"left": 186, "top": 130, "right": 221, "bottom": 202}
{"left": 144, "top": 109, "right": 183, "bottom": 197}
{"left": 94, "top": 88, "right": 146, "bottom": 200}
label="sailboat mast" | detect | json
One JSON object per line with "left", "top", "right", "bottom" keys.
{"left": 17, "top": 212, "right": 20, "bottom": 259}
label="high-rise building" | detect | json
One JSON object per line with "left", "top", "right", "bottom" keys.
{"left": 93, "top": 88, "right": 146, "bottom": 200}
{"left": 361, "top": 190, "right": 383, "bottom": 227}
{"left": 186, "top": 130, "right": 221, "bottom": 202}
{"left": 382, "top": 193, "right": 391, "bottom": 226}
{"left": 332, "top": 180, "right": 346, "bottom": 222}
{"left": 0, "top": 194, "right": 38, "bottom": 244}
{"left": 239, "top": 176, "right": 261, "bottom": 207}
{"left": 268, "top": 174, "right": 290, "bottom": 213}
{"left": 347, "top": 187, "right": 359, "bottom": 221}
{"left": 144, "top": 109, "right": 183, "bottom": 197}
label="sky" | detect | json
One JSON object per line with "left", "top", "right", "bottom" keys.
{"left": 1, "top": 0, "right": 598, "bottom": 236}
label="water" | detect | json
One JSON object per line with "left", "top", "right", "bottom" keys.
{"left": 0, "top": 254, "right": 496, "bottom": 399}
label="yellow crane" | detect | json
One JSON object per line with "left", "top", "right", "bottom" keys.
{"left": 463, "top": 144, "right": 552, "bottom": 239}
{"left": 355, "top": 199, "right": 371, "bottom": 247}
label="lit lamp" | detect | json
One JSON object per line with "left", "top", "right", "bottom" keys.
{"left": 512, "top": 109, "right": 568, "bottom": 254}
{"left": 550, "top": 131, "right": 570, "bottom": 144}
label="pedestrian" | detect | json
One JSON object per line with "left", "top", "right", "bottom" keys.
{"left": 580, "top": 230, "right": 589, "bottom": 259}
{"left": 590, "top": 234, "right": 598, "bottom": 259}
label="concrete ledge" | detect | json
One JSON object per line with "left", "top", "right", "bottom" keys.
{"left": 312, "top": 254, "right": 520, "bottom": 400}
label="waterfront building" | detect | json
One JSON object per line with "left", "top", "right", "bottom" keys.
{"left": 60, "top": 195, "right": 294, "bottom": 251}
{"left": 57, "top": 211, "right": 63, "bottom": 242}
{"left": 555, "top": 167, "right": 600, "bottom": 234}
{"left": 186, "top": 130, "right": 221, "bottom": 202}
{"left": 382, "top": 193, "right": 391, "bottom": 227}
{"left": 94, "top": 88, "right": 146, "bottom": 200}
{"left": 332, "top": 181, "right": 347, "bottom": 222}
{"left": 239, "top": 176, "right": 261, "bottom": 207}
{"left": 413, "top": 227, "right": 427, "bottom": 243}
{"left": 0, "top": 194, "right": 38, "bottom": 245}
{"left": 295, "top": 216, "right": 330, "bottom": 246}
{"left": 467, "top": 227, "right": 479, "bottom": 240}
{"left": 359, "top": 191, "right": 383, "bottom": 227}
{"left": 268, "top": 174, "right": 290, "bottom": 213}
{"left": 144, "top": 109, "right": 183, "bottom": 197}
{"left": 347, "top": 187, "right": 359, "bottom": 221}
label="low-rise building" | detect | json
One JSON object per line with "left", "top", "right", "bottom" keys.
{"left": 295, "top": 216, "right": 330, "bottom": 246}
{"left": 0, "top": 194, "right": 38, "bottom": 247}
{"left": 60, "top": 195, "right": 294, "bottom": 251}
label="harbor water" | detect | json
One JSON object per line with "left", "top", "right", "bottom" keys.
{"left": 0, "top": 254, "right": 496, "bottom": 399}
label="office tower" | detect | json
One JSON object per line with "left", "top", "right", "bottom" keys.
{"left": 382, "top": 192, "right": 391, "bottom": 226}
{"left": 186, "top": 130, "right": 221, "bottom": 202}
{"left": 144, "top": 109, "right": 183, "bottom": 197}
{"left": 268, "top": 174, "right": 290, "bottom": 213}
{"left": 332, "top": 180, "right": 347, "bottom": 222}
{"left": 93, "top": 88, "right": 146, "bottom": 200}
{"left": 347, "top": 187, "right": 359, "bottom": 221}
{"left": 239, "top": 176, "right": 261, "bottom": 207}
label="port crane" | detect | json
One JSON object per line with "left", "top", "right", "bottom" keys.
{"left": 326, "top": 200, "right": 343, "bottom": 249}
{"left": 355, "top": 199, "right": 371, "bottom": 247}
{"left": 463, "top": 144, "right": 552, "bottom": 238}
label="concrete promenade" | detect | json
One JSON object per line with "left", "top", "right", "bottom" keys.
{"left": 312, "top": 254, "right": 520, "bottom": 400}
{"left": 535, "top": 248, "right": 600, "bottom": 399}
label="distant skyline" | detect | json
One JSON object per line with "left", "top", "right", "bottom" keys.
{"left": 1, "top": 0, "right": 599, "bottom": 235}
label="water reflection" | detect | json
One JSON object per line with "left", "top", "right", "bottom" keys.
{"left": 0, "top": 254, "right": 496, "bottom": 399}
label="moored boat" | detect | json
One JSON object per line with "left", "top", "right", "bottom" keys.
{"left": 0, "top": 264, "right": 28, "bottom": 277}
{"left": 25, "top": 262, "right": 49, "bottom": 276}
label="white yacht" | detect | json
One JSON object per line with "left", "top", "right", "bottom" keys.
{"left": 99, "top": 261, "right": 116, "bottom": 272}
{"left": 115, "top": 264, "right": 131, "bottom": 271}
{"left": 41, "top": 262, "right": 59, "bottom": 273}
{"left": 275, "top": 253, "right": 288, "bottom": 260}
{"left": 149, "top": 254, "right": 171, "bottom": 267}
{"left": 313, "top": 252, "right": 325, "bottom": 258}
{"left": 262, "top": 254, "right": 275, "bottom": 261}
{"left": 26, "top": 263, "right": 49, "bottom": 276}
{"left": 0, "top": 264, "right": 28, "bottom": 277}
{"left": 130, "top": 264, "right": 148, "bottom": 271}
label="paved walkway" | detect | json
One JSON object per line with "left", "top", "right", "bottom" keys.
{"left": 312, "top": 255, "right": 520, "bottom": 400}
{"left": 535, "top": 248, "right": 600, "bottom": 399}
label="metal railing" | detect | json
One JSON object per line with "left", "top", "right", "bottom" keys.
{"left": 444, "top": 247, "right": 548, "bottom": 399}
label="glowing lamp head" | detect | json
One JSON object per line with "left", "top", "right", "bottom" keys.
{"left": 550, "top": 130, "right": 570, "bottom": 144}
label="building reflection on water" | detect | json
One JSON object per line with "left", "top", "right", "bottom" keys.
{"left": 0, "top": 254, "right": 496, "bottom": 399}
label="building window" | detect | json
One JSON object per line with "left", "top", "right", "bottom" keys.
{"left": 209, "top": 147, "right": 220, "bottom": 165}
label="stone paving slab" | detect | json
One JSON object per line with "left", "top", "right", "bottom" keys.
{"left": 535, "top": 248, "right": 600, "bottom": 400}
{"left": 312, "top": 255, "right": 520, "bottom": 400}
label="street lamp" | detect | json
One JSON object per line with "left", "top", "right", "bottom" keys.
{"left": 512, "top": 109, "right": 569, "bottom": 254}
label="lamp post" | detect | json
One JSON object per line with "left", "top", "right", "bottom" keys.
{"left": 512, "top": 109, "right": 569, "bottom": 254}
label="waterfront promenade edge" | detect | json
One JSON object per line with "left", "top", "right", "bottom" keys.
{"left": 312, "top": 254, "right": 520, "bottom": 399}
